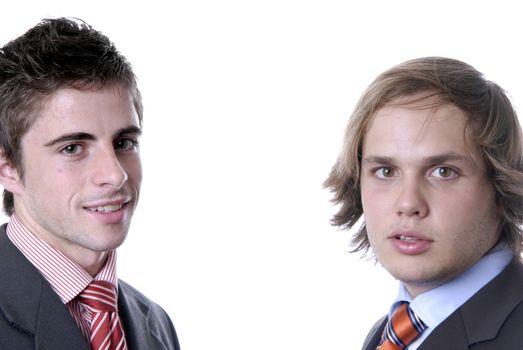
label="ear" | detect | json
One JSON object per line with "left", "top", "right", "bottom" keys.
{"left": 0, "top": 152, "right": 22, "bottom": 194}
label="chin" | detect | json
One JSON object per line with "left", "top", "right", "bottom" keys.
{"left": 385, "top": 263, "right": 433, "bottom": 283}
{"left": 85, "top": 233, "right": 128, "bottom": 252}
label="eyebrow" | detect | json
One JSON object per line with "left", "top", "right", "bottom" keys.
{"left": 113, "top": 126, "right": 142, "bottom": 140}
{"left": 44, "top": 125, "right": 142, "bottom": 147}
{"left": 362, "top": 152, "right": 470, "bottom": 165}
{"left": 44, "top": 132, "right": 94, "bottom": 147}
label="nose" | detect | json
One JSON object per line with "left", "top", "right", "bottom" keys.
{"left": 91, "top": 146, "right": 128, "bottom": 189}
{"left": 395, "top": 176, "right": 429, "bottom": 218}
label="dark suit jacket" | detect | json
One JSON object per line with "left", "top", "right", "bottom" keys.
{"left": 362, "top": 258, "right": 523, "bottom": 349}
{"left": 0, "top": 224, "right": 181, "bottom": 350}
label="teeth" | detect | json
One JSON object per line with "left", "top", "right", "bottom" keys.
{"left": 398, "top": 235, "right": 418, "bottom": 241}
{"left": 89, "top": 204, "right": 123, "bottom": 213}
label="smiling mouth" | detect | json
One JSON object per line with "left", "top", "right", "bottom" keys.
{"left": 87, "top": 204, "right": 124, "bottom": 213}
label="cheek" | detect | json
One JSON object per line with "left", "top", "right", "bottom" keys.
{"left": 128, "top": 159, "right": 142, "bottom": 184}
{"left": 361, "top": 184, "right": 389, "bottom": 218}
{"left": 360, "top": 179, "right": 372, "bottom": 211}
{"left": 48, "top": 165, "right": 78, "bottom": 186}
{"left": 119, "top": 157, "right": 142, "bottom": 190}
{"left": 439, "top": 188, "right": 499, "bottom": 245}
{"left": 446, "top": 185, "right": 495, "bottom": 218}
{"left": 361, "top": 194, "right": 385, "bottom": 240}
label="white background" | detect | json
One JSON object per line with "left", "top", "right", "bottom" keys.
{"left": 1, "top": 1, "right": 522, "bottom": 349}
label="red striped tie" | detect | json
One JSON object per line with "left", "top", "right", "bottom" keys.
{"left": 78, "top": 280, "right": 127, "bottom": 350}
{"left": 377, "top": 302, "right": 426, "bottom": 350}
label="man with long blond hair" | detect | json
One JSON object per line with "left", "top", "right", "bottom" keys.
{"left": 325, "top": 57, "right": 523, "bottom": 349}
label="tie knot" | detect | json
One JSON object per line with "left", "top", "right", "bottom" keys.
{"left": 78, "top": 280, "right": 118, "bottom": 313}
{"left": 378, "top": 302, "right": 426, "bottom": 350}
{"left": 391, "top": 302, "right": 426, "bottom": 335}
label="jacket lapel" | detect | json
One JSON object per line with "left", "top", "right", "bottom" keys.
{"left": 361, "top": 316, "right": 386, "bottom": 350}
{"left": 118, "top": 280, "right": 171, "bottom": 349}
{"left": 461, "top": 258, "right": 523, "bottom": 345}
{"left": 0, "top": 225, "right": 89, "bottom": 350}
{"left": 33, "top": 286, "right": 90, "bottom": 350}
{"left": 417, "top": 311, "right": 469, "bottom": 350}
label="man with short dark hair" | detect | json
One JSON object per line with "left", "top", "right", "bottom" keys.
{"left": 325, "top": 57, "right": 523, "bottom": 349}
{"left": 0, "top": 18, "right": 180, "bottom": 349}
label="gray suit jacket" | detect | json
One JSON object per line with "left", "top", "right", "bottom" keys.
{"left": 361, "top": 258, "right": 523, "bottom": 349}
{"left": 0, "top": 224, "right": 180, "bottom": 350}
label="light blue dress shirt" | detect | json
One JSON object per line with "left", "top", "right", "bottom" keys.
{"left": 386, "top": 242, "right": 513, "bottom": 349}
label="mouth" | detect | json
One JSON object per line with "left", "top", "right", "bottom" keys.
{"left": 389, "top": 230, "right": 433, "bottom": 255}
{"left": 83, "top": 198, "right": 132, "bottom": 224}
{"left": 83, "top": 197, "right": 131, "bottom": 213}
{"left": 396, "top": 235, "right": 422, "bottom": 242}
{"left": 389, "top": 229, "right": 432, "bottom": 241}
{"left": 87, "top": 203, "right": 124, "bottom": 213}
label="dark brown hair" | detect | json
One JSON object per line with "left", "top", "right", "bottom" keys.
{"left": 324, "top": 57, "right": 523, "bottom": 255}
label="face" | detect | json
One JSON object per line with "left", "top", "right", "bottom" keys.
{"left": 360, "top": 95, "right": 500, "bottom": 297}
{"left": 4, "top": 86, "right": 142, "bottom": 273}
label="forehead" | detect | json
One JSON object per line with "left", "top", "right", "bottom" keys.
{"left": 366, "top": 93, "right": 470, "bottom": 137}
{"left": 29, "top": 86, "right": 139, "bottom": 131}
{"left": 361, "top": 95, "right": 480, "bottom": 160}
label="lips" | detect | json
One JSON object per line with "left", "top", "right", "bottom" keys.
{"left": 389, "top": 230, "right": 433, "bottom": 255}
{"left": 82, "top": 197, "right": 133, "bottom": 225}
{"left": 82, "top": 197, "right": 132, "bottom": 213}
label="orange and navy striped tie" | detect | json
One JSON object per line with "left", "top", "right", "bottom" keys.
{"left": 377, "top": 302, "right": 426, "bottom": 350}
{"left": 78, "top": 280, "right": 127, "bottom": 350}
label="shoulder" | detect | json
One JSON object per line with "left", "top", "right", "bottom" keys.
{"left": 118, "top": 279, "right": 181, "bottom": 350}
{"left": 118, "top": 279, "right": 174, "bottom": 323}
{"left": 425, "top": 259, "right": 523, "bottom": 349}
{"left": 470, "top": 259, "right": 523, "bottom": 347}
{"left": 118, "top": 279, "right": 160, "bottom": 310}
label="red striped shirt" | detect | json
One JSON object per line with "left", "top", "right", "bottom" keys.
{"left": 6, "top": 214, "right": 121, "bottom": 342}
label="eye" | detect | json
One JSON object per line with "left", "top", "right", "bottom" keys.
{"left": 430, "top": 166, "right": 458, "bottom": 179}
{"left": 374, "top": 166, "right": 396, "bottom": 178}
{"left": 114, "top": 138, "right": 139, "bottom": 151}
{"left": 60, "top": 144, "right": 84, "bottom": 155}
